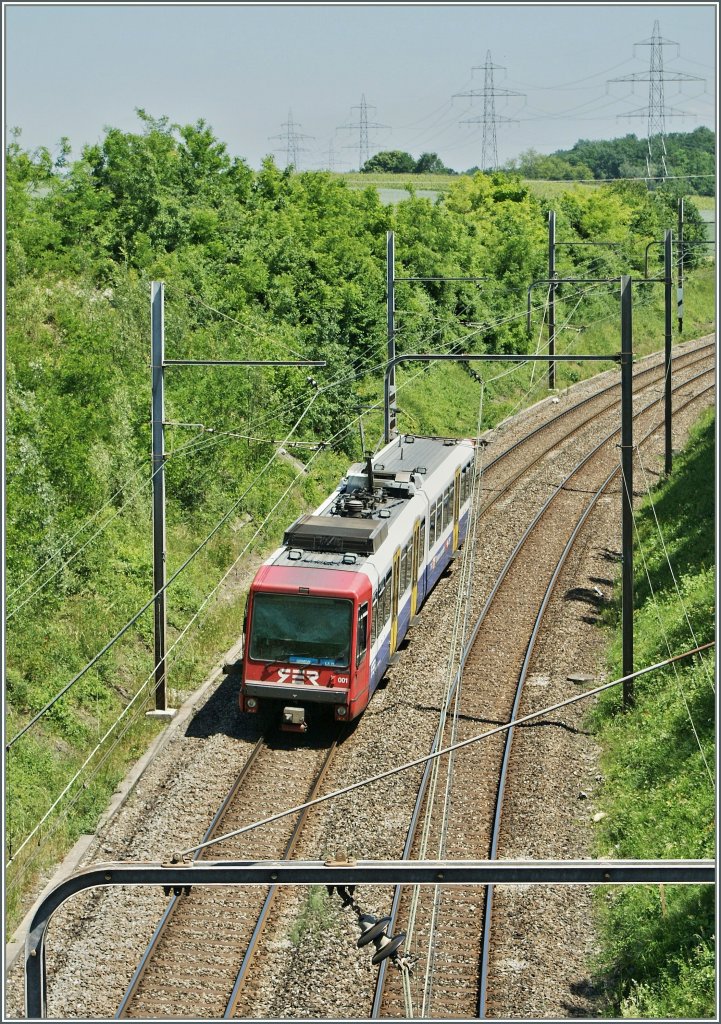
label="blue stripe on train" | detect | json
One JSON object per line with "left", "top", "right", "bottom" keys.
{"left": 368, "top": 509, "right": 469, "bottom": 693}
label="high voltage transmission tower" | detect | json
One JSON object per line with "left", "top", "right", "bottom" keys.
{"left": 269, "top": 110, "right": 314, "bottom": 169}
{"left": 454, "top": 51, "right": 525, "bottom": 171}
{"left": 608, "top": 20, "right": 704, "bottom": 180}
{"left": 337, "top": 94, "right": 388, "bottom": 170}
{"left": 326, "top": 138, "right": 349, "bottom": 172}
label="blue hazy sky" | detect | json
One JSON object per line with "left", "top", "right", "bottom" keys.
{"left": 4, "top": 2, "right": 717, "bottom": 172}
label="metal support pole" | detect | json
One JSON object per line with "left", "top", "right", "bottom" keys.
{"left": 150, "top": 283, "right": 169, "bottom": 715}
{"left": 677, "top": 198, "right": 684, "bottom": 334}
{"left": 664, "top": 229, "right": 673, "bottom": 476}
{"left": 548, "top": 210, "right": 556, "bottom": 389}
{"left": 25, "top": 857, "right": 714, "bottom": 1019}
{"left": 386, "top": 230, "right": 396, "bottom": 441}
{"left": 620, "top": 275, "right": 634, "bottom": 708}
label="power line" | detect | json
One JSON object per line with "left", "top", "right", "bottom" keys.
{"left": 6, "top": 392, "right": 321, "bottom": 751}
{"left": 180, "top": 643, "right": 715, "bottom": 856}
{"left": 608, "top": 19, "right": 705, "bottom": 179}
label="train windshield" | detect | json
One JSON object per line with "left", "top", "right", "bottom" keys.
{"left": 249, "top": 593, "right": 353, "bottom": 667}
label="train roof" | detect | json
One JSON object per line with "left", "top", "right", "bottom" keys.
{"left": 268, "top": 435, "right": 474, "bottom": 574}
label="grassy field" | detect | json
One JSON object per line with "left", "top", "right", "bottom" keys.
{"left": 590, "top": 409, "right": 715, "bottom": 1018}
{"left": 338, "top": 172, "right": 602, "bottom": 199}
{"left": 339, "top": 172, "right": 456, "bottom": 192}
{"left": 338, "top": 173, "right": 714, "bottom": 209}
{"left": 691, "top": 195, "right": 715, "bottom": 212}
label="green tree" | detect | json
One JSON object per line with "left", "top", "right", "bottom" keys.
{"left": 361, "top": 150, "right": 416, "bottom": 173}
{"left": 414, "top": 152, "right": 455, "bottom": 175}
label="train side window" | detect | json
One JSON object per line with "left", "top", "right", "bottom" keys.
{"left": 356, "top": 603, "right": 368, "bottom": 666}
{"left": 420, "top": 518, "right": 426, "bottom": 557}
{"left": 400, "top": 546, "right": 408, "bottom": 592}
{"left": 371, "top": 592, "right": 378, "bottom": 645}
{"left": 429, "top": 506, "right": 436, "bottom": 546}
{"left": 382, "top": 571, "right": 392, "bottom": 624}
{"left": 444, "top": 488, "right": 452, "bottom": 528}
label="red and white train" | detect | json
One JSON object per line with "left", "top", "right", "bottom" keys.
{"left": 239, "top": 434, "right": 475, "bottom": 730}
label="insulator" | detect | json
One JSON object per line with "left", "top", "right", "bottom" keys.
{"left": 371, "top": 932, "right": 406, "bottom": 965}
{"left": 357, "top": 915, "right": 391, "bottom": 947}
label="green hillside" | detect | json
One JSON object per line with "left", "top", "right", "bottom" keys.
{"left": 5, "top": 111, "right": 716, "bottom": 925}
{"left": 592, "top": 411, "right": 715, "bottom": 1017}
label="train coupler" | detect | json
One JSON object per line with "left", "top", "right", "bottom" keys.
{"left": 281, "top": 706, "right": 308, "bottom": 732}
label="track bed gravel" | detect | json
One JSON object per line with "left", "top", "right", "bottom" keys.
{"left": 4, "top": 335, "right": 714, "bottom": 1021}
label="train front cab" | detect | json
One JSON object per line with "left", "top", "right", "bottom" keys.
{"left": 240, "top": 567, "right": 373, "bottom": 731}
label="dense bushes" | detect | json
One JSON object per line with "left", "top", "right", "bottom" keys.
{"left": 5, "top": 112, "right": 714, "bottom": 919}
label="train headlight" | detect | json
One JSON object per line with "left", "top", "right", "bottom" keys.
{"left": 246, "top": 697, "right": 258, "bottom": 710}
{"left": 336, "top": 706, "right": 348, "bottom": 718}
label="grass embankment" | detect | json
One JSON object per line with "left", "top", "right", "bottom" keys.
{"left": 6, "top": 437, "right": 350, "bottom": 933}
{"left": 590, "top": 410, "right": 715, "bottom": 1018}
{"left": 359, "top": 261, "right": 716, "bottom": 441}
{"left": 6, "top": 258, "right": 714, "bottom": 935}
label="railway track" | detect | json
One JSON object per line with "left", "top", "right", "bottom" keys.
{"left": 372, "top": 363, "right": 714, "bottom": 1020}
{"left": 116, "top": 727, "right": 343, "bottom": 1018}
{"left": 110, "top": 340, "right": 714, "bottom": 1021}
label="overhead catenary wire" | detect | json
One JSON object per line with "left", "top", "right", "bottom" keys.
{"left": 7, "top": 386, "right": 426, "bottom": 870}
{"left": 5, "top": 333, "right": 448, "bottom": 751}
{"left": 179, "top": 643, "right": 714, "bottom": 858}
{"left": 5, "top": 273, "right": 653, "bottom": 749}
{"left": 5, "top": 392, "right": 321, "bottom": 752}
{"left": 6, "top": 462, "right": 150, "bottom": 600}
{"left": 6, "top": 470, "right": 157, "bottom": 620}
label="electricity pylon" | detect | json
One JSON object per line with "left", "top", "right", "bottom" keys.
{"left": 454, "top": 52, "right": 525, "bottom": 171}
{"left": 608, "top": 20, "right": 704, "bottom": 179}
{"left": 269, "top": 110, "right": 314, "bottom": 170}
{"left": 337, "top": 95, "right": 389, "bottom": 170}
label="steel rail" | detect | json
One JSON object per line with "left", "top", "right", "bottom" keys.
{"left": 477, "top": 347, "right": 714, "bottom": 516}
{"left": 117, "top": 729, "right": 343, "bottom": 1019}
{"left": 476, "top": 373, "right": 716, "bottom": 1017}
{"left": 115, "top": 735, "right": 267, "bottom": 1017}
{"left": 222, "top": 733, "right": 342, "bottom": 1017}
{"left": 371, "top": 348, "right": 714, "bottom": 1015}
{"left": 371, "top": 360, "right": 715, "bottom": 1018}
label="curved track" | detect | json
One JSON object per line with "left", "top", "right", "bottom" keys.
{"left": 373, "top": 362, "right": 714, "bottom": 1019}
{"left": 113, "top": 340, "right": 714, "bottom": 1021}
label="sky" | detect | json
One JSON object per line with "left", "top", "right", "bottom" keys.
{"left": 3, "top": 2, "right": 717, "bottom": 173}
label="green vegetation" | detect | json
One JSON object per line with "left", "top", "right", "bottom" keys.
{"left": 590, "top": 411, "right": 715, "bottom": 1018}
{"left": 342, "top": 171, "right": 456, "bottom": 193}
{"left": 289, "top": 886, "right": 334, "bottom": 946}
{"left": 508, "top": 127, "right": 715, "bottom": 195}
{"left": 5, "top": 110, "right": 715, "bottom": 929}
{"left": 361, "top": 150, "right": 455, "bottom": 175}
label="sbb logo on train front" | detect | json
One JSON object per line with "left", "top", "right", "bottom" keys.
{"left": 276, "top": 667, "right": 321, "bottom": 686}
